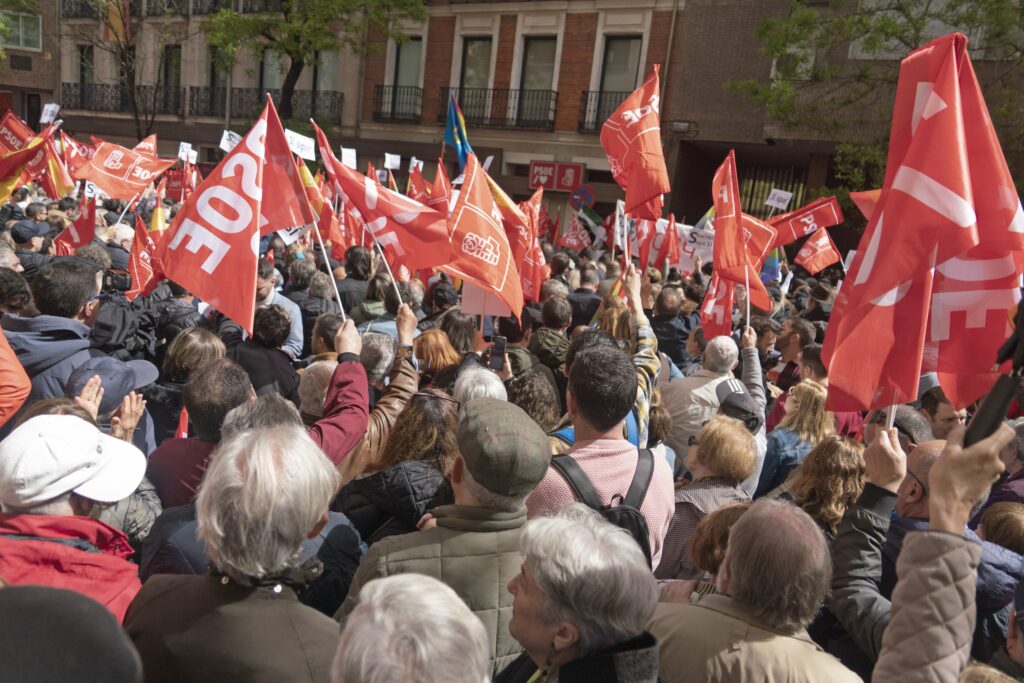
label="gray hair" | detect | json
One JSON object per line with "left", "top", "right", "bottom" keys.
{"left": 299, "top": 361, "right": 337, "bottom": 418}
{"left": 407, "top": 278, "right": 425, "bottom": 308}
{"left": 723, "top": 498, "right": 830, "bottom": 634}
{"left": 453, "top": 365, "right": 507, "bottom": 403}
{"left": 1009, "top": 418, "right": 1024, "bottom": 462}
{"left": 221, "top": 394, "right": 302, "bottom": 439}
{"left": 360, "top": 333, "right": 396, "bottom": 384}
{"left": 519, "top": 504, "right": 658, "bottom": 656}
{"left": 703, "top": 335, "right": 739, "bottom": 374}
{"left": 540, "top": 279, "right": 568, "bottom": 301}
{"left": 308, "top": 272, "right": 335, "bottom": 301}
{"left": 332, "top": 574, "right": 489, "bottom": 683}
{"left": 110, "top": 223, "right": 134, "bottom": 245}
{"left": 197, "top": 425, "right": 339, "bottom": 584}
{"left": 459, "top": 458, "right": 528, "bottom": 512}
{"left": 0, "top": 243, "right": 18, "bottom": 269}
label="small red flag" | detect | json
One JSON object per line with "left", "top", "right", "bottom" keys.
{"left": 54, "top": 195, "right": 97, "bottom": 253}
{"left": 133, "top": 134, "right": 158, "bottom": 156}
{"left": 769, "top": 196, "right": 844, "bottom": 248}
{"left": 426, "top": 160, "right": 451, "bottom": 215}
{"left": 793, "top": 227, "right": 841, "bottom": 275}
{"left": 126, "top": 214, "right": 161, "bottom": 301}
{"left": 700, "top": 273, "right": 735, "bottom": 340}
{"left": 73, "top": 142, "right": 175, "bottom": 201}
{"left": 408, "top": 165, "right": 430, "bottom": 204}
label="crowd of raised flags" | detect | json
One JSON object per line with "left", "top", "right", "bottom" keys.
{"left": 0, "top": 31, "right": 1020, "bottom": 420}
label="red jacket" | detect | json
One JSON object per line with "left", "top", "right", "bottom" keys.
{"left": 0, "top": 514, "right": 141, "bottom": 623}
{"left": 0, "top": 329, "right": 30, "bottom": 426}
{"left": 309, "top": 353, "right": 369, "bottom": 464}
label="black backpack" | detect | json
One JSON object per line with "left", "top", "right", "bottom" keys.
{"left": 550, "top": 449, "right": 655, "bottom": 567}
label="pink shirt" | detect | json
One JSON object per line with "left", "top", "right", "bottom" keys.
{"left": 526, "top": 438, "right": 677, "bottom": 567}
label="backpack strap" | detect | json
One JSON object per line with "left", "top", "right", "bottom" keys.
{"left": 622, "top": 449, "right": 655, "bottom": 509}
{"left": 550, "top": 454, "right": 604, "bottom": 510}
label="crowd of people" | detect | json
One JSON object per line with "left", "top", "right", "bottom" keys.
{"left": 0, "top": 184, "right": 1021, "bottom": 683}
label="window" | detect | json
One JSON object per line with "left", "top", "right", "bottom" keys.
{"left": 260, "top": 49, "right": 283, "bottom": 91}
{"left": 459, "top": 37, "right": 493, "bottom": 121}
{"left": 1, "top": 12, "right": 41, "bottom": 51}
{"left": 119, "top": 46, "right": 136, "bottom": 86}
{"left": 519, "top": 37, "right": 556, "bottom": 125}
{"left": 25, "top": 93, "right": 40, "bottom": 130}
{"left": 78, "top": 45, "right": 94, "bottom": 85}
{"left": 391, "top": 37, "right": 421, "bottom": 117}
{"left": 315, "top": 50, "right": 339, "bottom": 92}
{"left": 600, "top": 36, "right": 642, "bottom": 93}
{"left": 163, "top": 45, "right": 182, "bottom": 89}
{"left": 209, "top": 47, "right": 229, "bottom": 88}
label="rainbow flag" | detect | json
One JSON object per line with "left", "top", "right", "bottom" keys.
{"left": 444, "top": 95, "right": 474, "bottom": 170}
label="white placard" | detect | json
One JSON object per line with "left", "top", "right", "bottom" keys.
{"left": 340, "top": 146, "right": 357, "bottom": 170}
{"left": 187, "top": 149, "right": 198, "bottom": 164}
{"left": 277, "top": 225, "right": 310, "bottom": 246}
{"left": 177, "top": 141, "right": 192, "bottom": 160}
{"left": 460, "top": 280, "right": 511, "bottom": 318}
{"left": 219, "top": 129, "right": 242, "bottom": 153}
{"left": 765, "top": 188, "right": 794, "bottom": 211}
{"left": 780, "top": 270, "right": 795, "bottom": 296}
{"left": 284, "top": 129, "right": 315, "bottom": 160}
{"left": 40, "top": 103, "right": 60, "bottom": 125}
{"left": 384, "top": 153, "right": 401, "bottom": 170}
{"left": 83, "top": 181, "right": 99, "bottom": 199}
{"left": 409, "top": 156, "right": 423, "bottom": 172}
{"left": 482, "top": 155, "right": 494, "bottom": 172}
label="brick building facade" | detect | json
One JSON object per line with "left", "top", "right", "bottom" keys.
{"left": 0, "top": 2, "right": 60, "bottom": 130}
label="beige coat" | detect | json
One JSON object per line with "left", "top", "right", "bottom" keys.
{"left": 650, "top": 594, "right": 862, "bottom": 683}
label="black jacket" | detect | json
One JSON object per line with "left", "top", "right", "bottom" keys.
{"left": 334, "top": 460, "right": 452, "bottom": 545}
{"left": 296, "top": 296, "right": 341, "bottom": 357}
{"left": 142, "top": 379, "right": 185, "bottom": 447}
{"left": 105, "top": 243, "right": 130, "bottom": 271}
{"left": 14, "top": 249, "right": 51, "bottom": 281}
{"left": 568, "top": 288, "right": 601, "bottom": 329}
{"left": 335, "top": 278, "right": 368, "bottom": 314}
{"left": 651, "top": 312, "right": 698, "bottom": 368}
{"left": 153, "top": 297, "right": 201, "bottom": 344}
{"left": 229, "top": 341, "right": 301, "bottom": 408}
{"left": 495, "top": 633, "right": 660, "bottom": 683}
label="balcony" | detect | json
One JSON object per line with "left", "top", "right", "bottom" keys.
{"left": 146, "top": 0, "right": 188, "bottom": 15}
{"left": 373, "top": 85, "right": 422, "bottom": 123}
{"left": 61, "top": 83, "right": 184, "bottom": 115}
{"left": 188, "top": 86, "right": 342, "bottom": 122}
{"left": 62, "top": 0, "right": 143, "bottom": 18}
{"left": 438, "top": 87, "right": 557, "bottom": 131}
{"left": 578, "top": 90, "right": 631, "bottom": 133}
{"left": 241, "top": 0, "right": 283, "bottom": 11}
{"left": 191, "top": 0, "right": 233, "bottom": 12}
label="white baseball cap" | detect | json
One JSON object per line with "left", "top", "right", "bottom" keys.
{"left": 0, "top": 415, "right": 146, "bottom": 508}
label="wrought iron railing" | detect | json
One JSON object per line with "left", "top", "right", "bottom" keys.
{"left": 188, "top": 86, "right": 342, "bottom": 122}
{"left": 146, "top": 0, "right": 188, "bottom": 15}
{"left": 191, "top": 0, "right": 234, "bottom": 12}
{"left": 438, "top": 87, "right": 557, "bottom": 131}
{"left": 373, "top": 85, "right": 422, "bottom": 123}
{"left": 61, "top": 83, "right": 184, "bottom": 115}
{"left": 241, "top": 0, "right": 283, "bottom": 11}
{"left": 578, "top": 90, "right": 631, "bottom": 133}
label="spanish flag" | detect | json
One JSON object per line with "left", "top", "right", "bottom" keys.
{"left": 0, "top": 127, "right": 53, "bottom": 202}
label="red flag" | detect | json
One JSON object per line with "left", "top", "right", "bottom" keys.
{"left": 442, "top": 153, "right": 524, "bottom": 317}
{"left": 0, "top": 111, "right": 31, "bottom": 156}
{"left": 175, "top": 407, "right": 189, "bottom": 439}
{"left": 823, "top": 32, "right": 1024, "bottom": 411}
{"left": 408, "top": 165, "right": 430, "bottom": 204}
{"left": 0, "top": 127, "right": 56, "bottom": 202}
{"left": 600, "top": 66, "right": 671, "bottom": 221}
{"left": 73, "top": 142, "right": 175, "bottom": 200}
{"left": 126, "top": 214, "right": 161, "bottom": 301}
{"left": 133, "top": 134, "right": 158, "bottom": 156}
{"left": 54, "top": 195, "right": 97, "bottom": 253}
{"left": 426, "top": 160, "right": 451, "bottom": 215}
{"left": 559, "top": 213, "right": 594, "bottom": 251}
{"left": 156, "top": 102, "right": 272, "bottom": 334}
{"left": 850, "top": 189, "right": 882, "bottom": 222}
{"left": 487, "top": 173, "right": 533, "bottom": 271}
{"left": 700, "top": 273, "right": 735, "bottom": 339}
{"left": 710, "top": 151, "right": 774, "bottom": 311}
{"left": 517, "top": 188, "right": 546, "bottom": 303}
{"left": 634, "top": 219, "right": 657, "bottom": 271}
{"left": 655, "top": 215, "right": 681, "bottom": 269}
{"left": 60, "top": 132, "right": 96, "bottom": 175}
{"left": 793, "top": 227, "right": 842, "bottom": 275}
{"left": 769, "top": 196, "right": 844, "bottom": 248}
{"left": 538, "top": 205, "right": 557, "bottom": 245}
{"left": 313, "top": 122, "right": 450, "bottom": 271}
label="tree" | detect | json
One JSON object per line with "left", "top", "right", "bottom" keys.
{"left": 61, "top": 0, "right": 200, "bottom": 140}
{"left": 202, "top": 0, "right": 426, "bottom": 121}
{"left": 732, "top": 0, "right": 1024, "bottom": 180}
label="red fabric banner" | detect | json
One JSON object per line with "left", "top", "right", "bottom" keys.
{"left": 769, "top": 196, "right": 844, "bottom": 248}
{"left": 73, "top": 142, "right": 175, "bottom": 200}
{"left": 126, "top": 214, "right": 161, "bottom": 301}
{"left": 793, "top": 227, "right": 841, "bottom": 275}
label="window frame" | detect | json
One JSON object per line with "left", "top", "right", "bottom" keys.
{"left": 598, "top": 34, "right": 643, "bottom": 95}
{"left": 1, "top": 11, "right": 42, "bottom": 53}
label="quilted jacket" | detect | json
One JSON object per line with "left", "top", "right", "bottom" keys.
{"left": 334, "top": 460, "right": 452, "bottom": 545}
{"left": 337, "top": 504, "right": 526, "bottom": 675}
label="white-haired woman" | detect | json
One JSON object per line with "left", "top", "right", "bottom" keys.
{"left": 125, "top": 425, "right": 343, "bottom": 683}
{"left": 495, "top": 504, "right": 660, "bottom": 683}
{"left": 333, "top": 574, "right": 490, "bottom": 683}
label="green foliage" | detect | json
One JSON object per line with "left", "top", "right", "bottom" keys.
{"left": 203, "top": 0, "right": 425, "bottom": 119}
{"left": 734, "top": 0, "right": 1024, "bottom": 186}
{"left": 0, "top": 0, "right": 40, "bottom": 63}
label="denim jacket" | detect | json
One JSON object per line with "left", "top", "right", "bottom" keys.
{"left": 754, "top": 427, "right": 811, "bottom": 498}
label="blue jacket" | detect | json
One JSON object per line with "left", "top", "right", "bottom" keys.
{"left": 1, "top": 314, "right": 102, "bottom": 403}
{"left": 755, "top": 427, "right": 812, "bottom": 498}
{"left": 651, "top": 313, "right": 698, "bottom": 368}
{"left": 270, "top": 291, "right": 304, "bottom": 360}
{"left": 140, "top": 504, "right": 367, "bottom": 617}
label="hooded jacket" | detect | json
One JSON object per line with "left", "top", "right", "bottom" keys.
{"left": 153, "top": 297, "right": 201, "bottom": 343}
{"left": 0, "top": 514, "right": 141, "bottom": 623}
{"left": 1, "top": 314, "right": 102, "bottom": 403}
{"left": 335, "top": 460, "right": 453, "bottom": 545}
{"left": 528, "top": 326, "right": 569, "bottom": 375}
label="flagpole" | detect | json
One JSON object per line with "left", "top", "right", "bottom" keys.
{"left": 370, "top": 237, "right": 405, "bottom": 307}
{"left": 114, "top": 192, "right": 140, "bottom": 225}
{"left": 744, "top": 267, "right": 751, "bottom": 327}
{"left": 310, "top": 221, "right": 347, "bottom": 322}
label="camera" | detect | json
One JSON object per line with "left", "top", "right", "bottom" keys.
{"left": 103, "top": 269, "right": 132, "bottom": 292}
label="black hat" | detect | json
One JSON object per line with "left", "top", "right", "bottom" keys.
{"left": 716, "top": 378, "right": 763, "bottom": 434}
{"left": 10, "top": 219, "right": 49, "bottom": 244}
{"left": 0, "top": 586, "right": 143, "bottom": 682}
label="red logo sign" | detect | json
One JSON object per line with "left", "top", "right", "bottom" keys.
{"left": 529, "top": 161, "right": 586, "bottom": 192}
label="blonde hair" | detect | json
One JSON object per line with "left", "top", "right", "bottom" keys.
{"left": 596, "top": 294, "right": 631, "bottom": 342}
{"left": 778, "top": 380, "right": 834, "bottom": 445}
{"left": 787, "top": 436, "right": 865, "bottom": 535}
{"left": 413, "top": 329, "right": 461, "bottom": 376}
{"left": 694, "top": 415, "right": 756, "bottom": 483}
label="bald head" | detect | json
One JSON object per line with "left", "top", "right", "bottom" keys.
{"left": 897, "top": 439, "right": 944, "bottom": 518}
{"left": 720, "top": 499, "right": 830, "bottom": 634}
